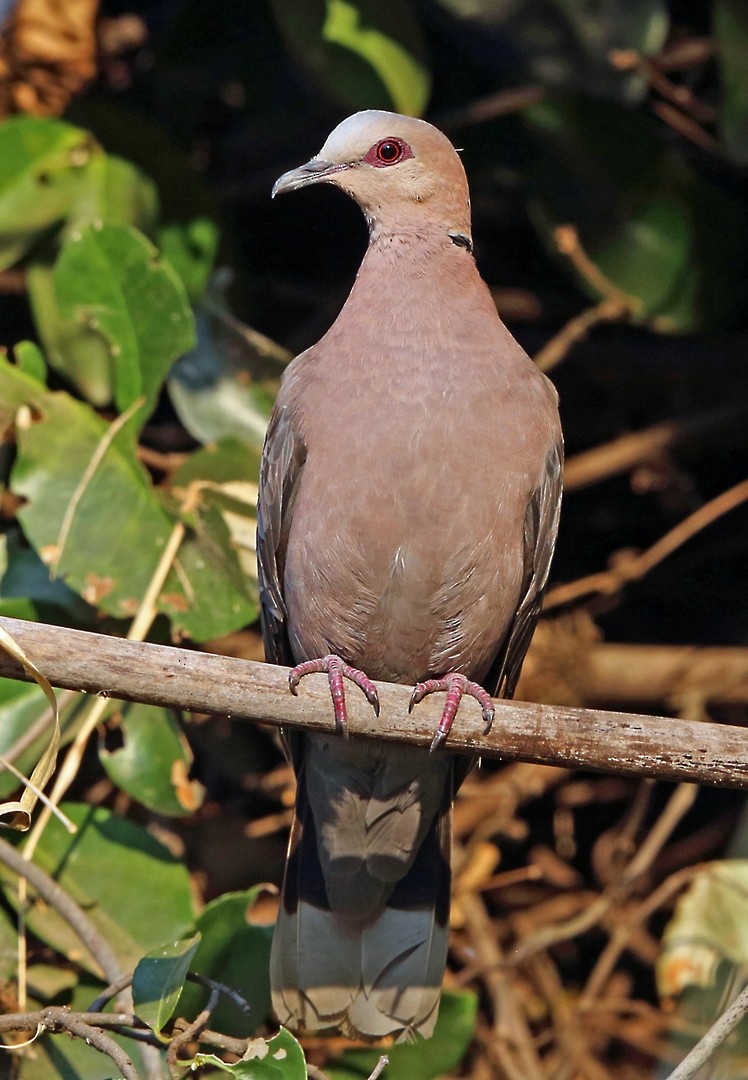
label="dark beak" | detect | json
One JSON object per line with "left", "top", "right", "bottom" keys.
{"left": 271, "top": 158, "right": 348, "bottom": 198}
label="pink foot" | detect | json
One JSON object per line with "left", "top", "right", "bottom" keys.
{"left": 288, "top": 654, "right": 380, "bottom": 735}
{"left": 409, "top": 673, "right": 495, "bottom": 752}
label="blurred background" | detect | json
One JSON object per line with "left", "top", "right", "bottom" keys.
{"left": 0, "top": 1, "right": 748, "bottom": 1078}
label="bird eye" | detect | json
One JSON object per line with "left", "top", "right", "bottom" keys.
{"left": 376, "top": 139, "right": 403, "bottom": 164}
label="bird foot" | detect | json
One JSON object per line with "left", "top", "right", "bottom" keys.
{"left": 409, "top": 673, "right": 495, "bottom": 752}
{"left": 288, "top": 654, "right": 380, "bottom": 735}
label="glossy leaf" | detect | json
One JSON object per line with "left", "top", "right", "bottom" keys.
{"left": 0, "top": 803, "right": 195, "bottom": 974}
{"left": 46, "top": 222, "right": 194, "bottom": 415}
{"left": 271, "top": 0, "right": 431, "bottom": 115}
{"left": 327, "top": 990, "right": 478, "bottom": 1080}
{"left": 190, "top": 1028, "right": 307, "bottom": 1079}
{"left": 132, "top": 933, "right": 201, "bottom": 1033}
{"left": 0, "top": 116, "right": 100, "bottom": 272}
{"left": 99, "top": 703, "right": 205, "bottom": 816}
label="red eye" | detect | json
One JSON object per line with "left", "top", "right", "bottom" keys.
{"left": 376, "top": 139, "right": 403, "bottom": 164}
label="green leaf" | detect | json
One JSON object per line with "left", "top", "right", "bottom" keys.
{"left": 0, "top": 900, "right": 18, "bottom": 980}
{"left": 132, "top": 933, "right": 201, "bottom": 1034}
{"left": 191, "top": 1028, "right": 307, "bottom": 1079}
{"left": 715, "top": 0, "right": 748, "bottom": 165}
{"left": 41, "top": 222, "right": 195, "bottom": 415}
{"left": 524, "top": 97, "right": 748, "bottom": 332}
{"left": 85, "top": 153, "right": 160, "bottom": 235}
{"left": 179, "top": 888, "right": 273, "bottom": 1035}
{"left": 13, "top": 341, "right": 47, "bottom": 384}
{"left": 0, "top": 116, "right": 100, "bottom": 271}
{"left": 658, "top": 861, "right": 748, "bottom": 998}
{"left": 99, "top": 703, "right": 205, "bottom": 816}
{"left": 328, "top": 989, "right": 478, "bottom": 1080}
{"left": 158, "top": 216, "right": 220, "bottom": 302}
{"left": 0, "top": 357, "right": 248, "bottom": 640}
{"left": 171, "top": 437, "right": 262, "bottom": 588}
{"left": 271, "top": 0, "right": 431, "bottom": 115}
{"left": 0, "top": 803, "right": 195, "bottom": 974}
{"left": 0, "top": 677, "right": 53, "bottom": 800}
{"left": 0, "top": 529, "right": 93, "bottom": 625}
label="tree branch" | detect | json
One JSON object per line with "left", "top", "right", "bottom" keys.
{"left": 0, "top": 616, "right": 746, "bottom": 789}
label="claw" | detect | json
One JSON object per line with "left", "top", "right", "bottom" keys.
{"left": 409, "top": 673, "right": 495, "bottom": 752}
{"left": 288, "top": 654, "right": 380, "bottom": 735}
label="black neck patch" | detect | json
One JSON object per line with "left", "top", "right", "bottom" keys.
{"left": 448, "top": 231, "right": 474, "bottom": 254}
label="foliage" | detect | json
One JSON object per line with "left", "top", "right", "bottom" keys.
{"left": 0, "top": 0, "right": 746, "bottom": 1077}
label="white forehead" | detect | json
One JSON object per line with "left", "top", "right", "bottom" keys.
{"left": 317, "top": 110, "right": 452, "bottom": 163}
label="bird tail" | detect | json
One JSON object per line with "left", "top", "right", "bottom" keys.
{"left": 270, "top": 758, "right": 452, "bottom": 1042}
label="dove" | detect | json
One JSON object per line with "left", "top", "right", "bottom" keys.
{"left": 257, "top": 110, "right": 562, "bottom": 1042}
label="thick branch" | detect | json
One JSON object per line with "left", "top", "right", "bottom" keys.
{"left": 0, "top": 616, "right": 746, "bottom": 788}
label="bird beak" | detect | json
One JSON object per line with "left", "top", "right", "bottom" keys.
{"left": 272, "top": 158, "right": 348, "bottom": 198}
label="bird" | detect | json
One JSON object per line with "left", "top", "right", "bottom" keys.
{"left": 257, "top": 110, "right": 563, "bottom": 1043}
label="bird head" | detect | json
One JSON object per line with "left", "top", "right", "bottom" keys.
{"left": 272, "top": 111, "right": 472, "bottom": 243}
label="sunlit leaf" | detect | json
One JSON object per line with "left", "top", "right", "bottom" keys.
{"left": 132, "top": 933, "right": 201, "bottom": 1033}
{"left": 190, "top": 1028, "right": 306, "bottom": 1079}
{"left": 658, "top": 861, "right": 748, "bottom": 998}
{"left": 0, "top": 116, "right": 100, "bottom": 272}
{"left": 44, "top": 222, "right": 194, "bottom": 415}
{"left": 0, "top": 357, "right": 250, "bottom": 640}
{"left": 99, "top": 703, "right": 204, "bottom": 816}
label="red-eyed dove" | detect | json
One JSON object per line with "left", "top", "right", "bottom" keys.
{"left": 258, "top": 110, "right": 563, "bottom": 1043}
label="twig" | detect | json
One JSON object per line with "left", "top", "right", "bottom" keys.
{"left": 168, "top": 983, "right": 219, "bottom": 1070}
{"left": 534, "top": 299, "right": 629, "bottom": 373}
{"left": 652, "top": 101, "right": 722, "bottom": 157}
{"left": 563, "top": 406, "right": 748, "bottom": 492}
{"left": 0, "top": 617, "right": 747, "bottom": 788}
{"left": 0, "top": 836, "right": 124, "bottom": 985}
{"left": 0, "top": 1006, "right": 139, "bottom": 1079}
{"left": 511, "top": 783, "right": 698, "bottom": 965}
{"left": 552, "top": 226, "right": 642, "bottom": 315}
{"left": 367, "top": 1055, "right": 389, "bottom": 1080}
{"left": 665, "top": 983, "right": 748, "bottom": 1080}
{"left": 609, "top": 49, "right": 715, "bottom": 122}
{"left": 545, "top": 477, "right": 748, "bottom": 610}
{"left": 435, "top": 85, "right": 545, "bottom": 131}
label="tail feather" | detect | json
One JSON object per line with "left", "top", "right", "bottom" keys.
{"left": 270, "top": 736, "right": 453, "bottom": 1041}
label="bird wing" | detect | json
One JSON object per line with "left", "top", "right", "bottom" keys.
{"left": 256, "top": 400, "right": 306, "bottom": 668}
{"left": 486, "top": 438, "right": 564, "bottom": 700}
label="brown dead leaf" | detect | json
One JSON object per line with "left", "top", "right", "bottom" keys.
{"left": 0, "top": 0, "right": 99, "bottom": 118}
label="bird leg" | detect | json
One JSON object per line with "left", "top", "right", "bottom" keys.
{"left": 409, "top": 673, "right": 495, "bottom": 752}
{"left": 288, "top": 654, "right": 380, "bottom": 735}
